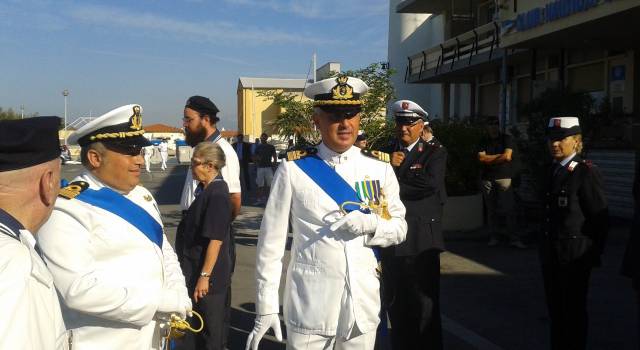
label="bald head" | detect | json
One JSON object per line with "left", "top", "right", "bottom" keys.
{"left": 0, "top": 158, "right": 61, "bottom": 233}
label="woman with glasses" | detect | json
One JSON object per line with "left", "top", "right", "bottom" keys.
{"left": 175, "top": 142, "right": 232, "bottom": 350}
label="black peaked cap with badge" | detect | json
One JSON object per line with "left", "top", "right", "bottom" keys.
{"left": 0, "top": 116, "right": 61, "bottom": 171}
{"left": 185, "top": 95, "right": 220, "bottom": 122}
{"left": 304, "top": 76, "right": 369, "bottom": 117}
{"left": 68, "top": 104, "right": 151, "bottom": 148}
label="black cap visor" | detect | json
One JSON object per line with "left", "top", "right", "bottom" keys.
{"left": 547, "top": 126, "right": 581, "bottom": 141}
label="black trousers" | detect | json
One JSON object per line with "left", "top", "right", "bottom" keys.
{"left": 240, "top": 162, "right": 251, "bottom": 191}
{"left": 176, "top": 285, "right": 231, "bottom": 350}
{"left": 382, "top": 250, "right": 442, "bottom": 350}
{"left": 541, "top": 254, "right": 593, "bottom": 350}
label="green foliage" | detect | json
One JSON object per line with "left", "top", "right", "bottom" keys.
{"left": 433, "top": 119, "right": 484, "bottom": 195}
{"left": 0, "top": 107, "right": 39, "bottom": 121}
{"left": 261, "top": 62, "right": 396, "bottom": 148}
{"left": 257, "top": 89, "right": 317, "bottom": 143}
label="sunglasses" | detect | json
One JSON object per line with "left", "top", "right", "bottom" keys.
{"left": 191, "top": 159, "right": 212, "bottom": 167}
{"left": 395, "top": 118, "right": 423, "bottom": 127}
{"left": 103, "top": 143, "right": 144, "bottom": 156}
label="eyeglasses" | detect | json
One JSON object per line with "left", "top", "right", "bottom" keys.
{"left": 103, "top": 143, "right": 144, "bottom": 156}
{"left": 191, "top": 159, "right": 211, "bottom": 167}
{"left": 395, "top": 118, "right": 422, "bottom": 127}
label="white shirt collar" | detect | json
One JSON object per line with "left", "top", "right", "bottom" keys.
{"left": 404, "top": 138, "right": 420, "bottom": 152}
{"left": 79, "top": 171, "right": 129, "bottom": 195}
{"left": 19, "top": 229, "right": 36, "bottom": 249}
{"left": 558, "top": 152, "right": 577, "bottom": 167}
{"left": 317, "top": 142, "right": 359, "bottom": 165}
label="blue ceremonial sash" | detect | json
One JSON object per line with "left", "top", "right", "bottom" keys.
{"left": 294, "top": 155, "right": 381, "bottom": 262}
{"left": 294, "top": 155, "right": 370, "bottom": 214}
{"left": 67, "top": 182, "right": 163, "bottom": 248}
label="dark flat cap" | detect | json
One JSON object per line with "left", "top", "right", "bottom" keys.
{"left": 185, "top": 96, "right": 220, "bottom": 121}
{"left": 0, "top": 117, "right": 61, "bottom": 171}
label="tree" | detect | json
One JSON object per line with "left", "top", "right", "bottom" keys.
{"left": 0, "top": 107, "right": 39, "bottom": 121}
{"left": 260, "top": 62, "right": 396, "bottom": 148}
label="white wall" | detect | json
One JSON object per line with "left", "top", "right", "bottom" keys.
{"left": 388, "top": 0, "right": 445, "bottom": 118}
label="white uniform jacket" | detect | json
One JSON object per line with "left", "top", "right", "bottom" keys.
{"left": 37, "top": 173, "right": 189, "bottom": 350}
{"left": 180, "top": 136, "right": 241, "bottom": 210}
{"left": 0, "top": 210, "right": 68, "bottom": 349}
{"left": 255, "top": 143, "right": 407, "bottom": 337}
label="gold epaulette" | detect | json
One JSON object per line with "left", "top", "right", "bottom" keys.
{"left": 59, "top": 181, "right": 89, "bottom": 200}
{"left": 287, "top": 147, "right": 318, "bottom": 161}
{"left": 361, "top": 149, "right": 390, "bottom": 163}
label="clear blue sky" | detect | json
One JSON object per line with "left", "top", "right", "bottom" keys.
{"left": 0, "top": 0, "right": 389, "bottom": 130}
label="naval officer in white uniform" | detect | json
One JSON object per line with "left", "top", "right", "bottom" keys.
{"left": 37, "top": 105, "right": 191, "bottom": 350}
{"left": 246, "top": 76, "right": 407, "bottom": 350}
{"left": 0, "top": 117, "right": 68, "bottom": 349}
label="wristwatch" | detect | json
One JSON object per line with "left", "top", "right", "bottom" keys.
{"left": 200, "top": 272, "right": 211, "bottom": 278}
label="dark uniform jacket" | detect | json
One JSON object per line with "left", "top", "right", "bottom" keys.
{"left": 621, "top": 165, "right": 640, "bottom": 289}
{"left": 540, "top": 155, "right": 609, "bottom": 266}
{"left": 382, "top": 139, "right": 447, "bottom": 256}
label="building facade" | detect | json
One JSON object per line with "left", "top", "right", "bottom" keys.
{"left": 390, "top": 0, "right": 640, "bottom": 217}
{"left": 236, "top": 77, "right": 309, "bottom": 139}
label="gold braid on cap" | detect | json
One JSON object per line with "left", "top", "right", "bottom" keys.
{"left": 89, "top": 129, "right": 146, "bottom": 141}
{"left": 313, "top": 100, "right": 363, "bottom": 106}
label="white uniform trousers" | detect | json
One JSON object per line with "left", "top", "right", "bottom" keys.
{"left": 160, "top": 152, "right": 168, "bottom": 170}
{"left": 286, "top": 329, "right": 376, "bottom": 350}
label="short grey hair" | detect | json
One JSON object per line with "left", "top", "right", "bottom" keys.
{"left": 193, "top": 142, "right": 226, "bottom": 171}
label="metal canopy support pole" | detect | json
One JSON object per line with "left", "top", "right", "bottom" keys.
{"left": 500, "top": 49, "right": 509, "bottom": 132}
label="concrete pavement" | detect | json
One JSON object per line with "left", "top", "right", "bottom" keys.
{"left": 61, "top": 159, "right": 638, "bottom": 349}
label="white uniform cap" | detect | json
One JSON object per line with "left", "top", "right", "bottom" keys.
{"left": 304, "top": 76, "right": 369, "bottom": 107}
{"left": 391, "top": 100, "right": 429, "bottom": 120}
{"left": 547, "top": 116, "right": 581, "bottom": 140}
{"left": 548, "top": 116, "right": 580, "bottom": 129}
{"left": 68, "top": 104, "right": 150, "bottom": 147}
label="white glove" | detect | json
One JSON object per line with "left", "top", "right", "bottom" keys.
{"left": 245, "top": 313, "right": 283, "bottom": 350}
{"left": 158, "top": 289, "right": 190, "bottom": 319}
{"left": 330, "top": 210, "right": 378, "bottom": 236}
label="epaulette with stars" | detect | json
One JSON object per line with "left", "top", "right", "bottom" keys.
{"left": 286, "top": 147, "right": 318, "bottom": 161}
{"left": 59, "top": 181, "right": 89, "bottom": 199}
{"left": 361, "top": 149, "right": 390, "bottom": 163}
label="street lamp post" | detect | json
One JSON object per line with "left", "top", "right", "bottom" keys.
{"left": 20, "top": 105, "right": 24, "bottom": 119}
{"left": 62, "top": 89, "right": 69, "bottom": 145}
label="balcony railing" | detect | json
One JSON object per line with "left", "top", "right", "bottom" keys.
{"left": 405, "top": 21, "right": 500, "bottom": 82}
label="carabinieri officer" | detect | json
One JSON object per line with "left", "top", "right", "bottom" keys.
{"left": 37, "top": 105, "right": 192, "bottom": 350}
{"left": 540, "top": 116, "right": 608, "bottom": 350}
{"left": 245, "top": 76, "right": 407, "bottom": 350}
{"left": 381, "top": 100, "right": 447, "bottom": 350}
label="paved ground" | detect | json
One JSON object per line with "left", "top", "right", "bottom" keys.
{"left": 61, "top": 159, "right": 638, "bottom": 350}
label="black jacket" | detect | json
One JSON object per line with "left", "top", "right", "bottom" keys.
{"left": 621, "top": 163, "right": 640, "bottom": 289}
{"left": 540, "top": 156, "right": 609, "bottom": 266}
{"left": 232, "top": 142, "right": 252, "bottom": 165}
{"left": 382, "top": 139, "right": 447, "bottom": 256}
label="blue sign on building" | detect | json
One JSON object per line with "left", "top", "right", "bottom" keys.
{"left": 514, "top": 0, "right": 601, "bottom": 32}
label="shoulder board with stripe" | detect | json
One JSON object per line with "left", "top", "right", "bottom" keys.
{"left": 59, "top": 181, "right": 90, "bottom": 200}
{"left": 287, "top": 147, "right": 318, "bottom": 161}
{"left": 361, "top": 149, "right": 390, "bottom": 163}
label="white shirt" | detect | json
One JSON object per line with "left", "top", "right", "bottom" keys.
{"left": 180, "top": 135, "right": 241, "bottom": 210}
{"left": 404, "top": 138, "right": 420, "bottom": 152}
{"left": 255, "top": 143, "right": 407, "bottom": 337}
{"left": 158, "top": 142, "right": 168, "bottom": 153}
{"left": 37, "top": 172, "right": 189, "bottom": 350}
{"left": 0, "top": 211, "right": 68, "bottom": 349}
